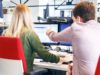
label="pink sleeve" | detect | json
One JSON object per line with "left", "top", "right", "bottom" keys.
{"left": 48, "top": 26, "right": 72, "bottom": 42}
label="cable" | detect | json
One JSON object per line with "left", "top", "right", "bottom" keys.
{"left": 10, "top": 0, "right": 17, "bottom": 5}
{"left": 24, "top": 0, "right": 29, "bottom": 4}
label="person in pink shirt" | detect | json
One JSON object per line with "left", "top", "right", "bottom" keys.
{"left": 46, "top": 1, "right": 100, "bottom": 75}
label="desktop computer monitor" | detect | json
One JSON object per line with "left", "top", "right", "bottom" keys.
{"left": 59, "top": 23, "right": 72, "bottom": 46}
{"left": 33, "top": 23, "right": 58, "bottom": 45}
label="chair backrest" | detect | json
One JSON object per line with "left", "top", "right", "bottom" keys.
{"left": 95, "top": 56, "right": 100, "bottom": 75}
{"left": 0, "top": 36, "right": 27, "bottom": 75}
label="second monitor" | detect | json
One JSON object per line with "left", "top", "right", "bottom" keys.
{"left": 58, "top": 23, "right": 72, "bottom": 46}
{"left": 33, "top": 23, "right": 59, "bottom": 45}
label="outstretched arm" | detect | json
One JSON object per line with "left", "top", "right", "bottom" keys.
{"left": 46, "top": 27, "right": 72, "bottom": 42}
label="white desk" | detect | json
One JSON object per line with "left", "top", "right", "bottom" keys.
{"left": 33, "top": 51, "right": 73, "bottom": 75}
{"left": 34, "top": 51, "right": 73, "bottom": 70}
{"left": 34, "top": 62, "right": 68, "bottom": 71}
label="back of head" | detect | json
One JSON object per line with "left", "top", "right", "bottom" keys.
{"left": 72, "top": 1, "right": 95, "bottom": 22}
{"left": 14, "top": 4, "right": 32, "bottom": 28}
{"left": 4, "top": 4, "right": 32, "bottom": 37}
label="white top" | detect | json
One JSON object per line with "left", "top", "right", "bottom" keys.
{"left": 48, "top": 20, "right": 100, "bottom": 75}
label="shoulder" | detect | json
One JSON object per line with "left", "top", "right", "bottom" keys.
{"left": 22, "top": 29, "right": 35, "bottom": 35}
{"left": 27, "top": 30, "right": 37, "bottom": 37}
{"left": 21, "top": 29, "right": 36, "bottom": 38}
{"left": 71, "top": 22, "right": 83, "bottom": 30}
{"left": 24, "top": 29, "right": 39, "bottom": 40}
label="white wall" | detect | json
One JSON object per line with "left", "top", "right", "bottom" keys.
{"left": 26, "top": 0, "right": 39, "bottom": 22}
{"left": 2, "top": 0, "right": 39, "bottom": 24}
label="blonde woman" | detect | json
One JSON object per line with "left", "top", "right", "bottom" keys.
{"left": 3, "top": 4, "right": 63, "bottom": 74}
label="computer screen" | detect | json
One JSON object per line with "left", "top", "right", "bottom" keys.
{"left": 59, "top": 23, "right": 72, "bottom": 46}
{"left": 33, "top": 23, "right": 58, "bottom": 45}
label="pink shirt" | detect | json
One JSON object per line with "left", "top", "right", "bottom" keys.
{"left": 48, "top": 20, "right": 100, "bottom": 75}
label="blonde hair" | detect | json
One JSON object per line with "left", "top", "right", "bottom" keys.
{"left": 4, "top": 4, "right": 33, "bottom": 37}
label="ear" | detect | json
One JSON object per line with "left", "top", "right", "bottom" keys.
{"left": 72, "top": 16, "right": 83, "bottom": 23}
{"left": 77, "top": 16, "right": 83, "bottom": 22}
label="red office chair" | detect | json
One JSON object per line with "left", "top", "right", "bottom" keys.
{"left": 95, "top": 56, "right": 100, "bottom": 75}
{"left": 0, "top": 36, "right": 27, "bottom": 75}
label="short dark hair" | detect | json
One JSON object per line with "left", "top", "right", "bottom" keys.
{"left": 72, "top": 1, "right": 95, "bottom": 22}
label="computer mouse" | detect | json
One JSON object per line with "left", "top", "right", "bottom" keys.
{"left": 54, "top": 47, "right": 61, "bottom": 52}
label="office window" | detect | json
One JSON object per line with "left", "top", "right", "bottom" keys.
{"left": 38, "top": 0, "right": 76, "bottom": 18}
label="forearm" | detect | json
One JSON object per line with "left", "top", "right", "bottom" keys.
{"left": 46, "top": 27, "right": 72, "bottom": 42}
{"left": 38, "top": 49, "right": 60, "bottom": 63}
